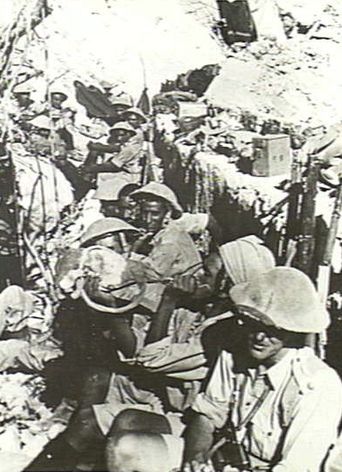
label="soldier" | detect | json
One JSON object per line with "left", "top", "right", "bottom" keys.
{"left": 9, "top": 83, "right": 41, "bottom": 128}
{"left": 93, "top": 178, "right": 139, "bottom": 222}
{"left": 83, "top": 122, "right": 142, "bottom": 186}
{"left": 182, "top": 267, "right": 342, "bottom": 472}
{"left": 122, "top": 107, "right": 148, "bottom": 132}
{"left": 26, "top": 115, "right": 67, "bottom": 158}
{"left": 104, "top": 267, "right": 342, "bottom": 472}
{"left": 108, "top": 95, "right": 133, "bottom": 125}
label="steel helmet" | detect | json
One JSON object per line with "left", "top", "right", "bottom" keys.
{"left": 0, "top": 285, "right": 34, "bottom": 336}
{"left": 122, "top": 107, "right": 147, "bottom": 123}
{"left": 131, "top": 182, "right": 183, "bottom": 218}
{"left": 109, "top": 95, "right": 133, "bottom": 107}
{"left": 230, "top": 267, "right": 330, "bottom": 333}
{"left": 80, "top": 217, "right": 139, "bottom": 247}
{"left": 13, "top": 83, "right": 33, "bottom": 94}
{"left": 50, "top": 90, "right": 68, "bottom": 101}
{"left": 109, "top": 121, "right": 136, "bottom": 136}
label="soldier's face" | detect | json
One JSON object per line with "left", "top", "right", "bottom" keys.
{"left": 96, "top": 233, "right": 123, "bottom": 254}
{"left": 126, "top": 113, "right": 143, "bottom": 129}
{"left": 101, "top": 197, "right": 135, "bottom": 222}
{"left": 51, "top": 94, "right": 66, "bottom": 109}
{"left": 101, "top": 200, "right": 121, "bottom": 218}
{"left": 243, "top": 319, "right": 287, "bottom": 366}
{"left": 140, "top": 200, "right": 168, "bottom": 234}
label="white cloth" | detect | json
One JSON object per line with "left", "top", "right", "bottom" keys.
{"left": 169, "top": 213, "right": 208, "bottom": 235}
{"left": 192, "top": 348, "right": 342, "bottom": 472}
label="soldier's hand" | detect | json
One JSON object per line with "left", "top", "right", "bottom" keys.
{"left": 171, "top": 274, "right": 198, "bottom": 294}
{"left": 87, "top": 141, "right": 96, "bottom": 151}
{"left": 83, "top": 276, "right": 115, "bottom": 306}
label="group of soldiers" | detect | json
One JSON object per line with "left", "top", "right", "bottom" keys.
{"left": 2, "top": 82, "right": 342, "bottom": 472}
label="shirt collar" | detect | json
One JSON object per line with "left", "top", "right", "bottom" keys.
{"left": 265, "top": 350, "right": 297, "bottom": 390}
{"left": 248, "top": 349, "right": 304, "bottom": 390}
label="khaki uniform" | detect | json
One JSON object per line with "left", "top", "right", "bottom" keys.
{"left": 128, "top": 225, "right": 203, "bottom": 313}
{"left": 192, "top": 348, "right": 342, "bottom": 472}
{"left": 97, "top": 134, "right": 144, "bottom": 189}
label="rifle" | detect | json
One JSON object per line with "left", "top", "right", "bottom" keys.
{"left": 316, "top": 178, "right": 342, "bottom": 358}
{"left": 141, "top": 123, "right": 159, "bottom": 185}
{"left": 284, "top": 152, "right": 303, "bottom": 251}
{"left": 295, "top": 154, "right": 319, "bottom": 276}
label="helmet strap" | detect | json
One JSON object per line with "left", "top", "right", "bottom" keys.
{"left": 118, "top": 232, "right": 129, "bottom": 255}
{"left": 162, "top": 209, "right": 172, "bottom": 228}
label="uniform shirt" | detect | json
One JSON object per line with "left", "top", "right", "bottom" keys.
{"left": 326, "top": 432, "right": 342, "bottom": 472}
{"left": 138, "top": 225, "right": 203, "bottom": 313}
{"left": 192, "top": 348, "right": 342, "bottom": 472}
{"left": 96, "top": 134, "right": 144, "bottom": 187}
{"left": 108, "top": 134, "right": 143, "bottom": 181}
{"left": 121, "top": 225, "right": 203, "bottom": 313}
{"left": 44, "top": 104, "right": 75, "bottom": 130}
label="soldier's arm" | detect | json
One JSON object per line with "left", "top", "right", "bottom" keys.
{"left": 183, "top": 412, "right": 216, "bottom": 464}
{"left": 82, "top": 160, "right": 121, "bottom": 174}
{"left": 183, "top": 352, "right": 233, "bottom": 469}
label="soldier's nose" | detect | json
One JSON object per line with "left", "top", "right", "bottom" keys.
{"left": 254, "top": 331, "right": 267, "bottom": 342}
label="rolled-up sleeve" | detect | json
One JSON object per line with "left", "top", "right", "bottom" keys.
{"left": 191, "top": 350, "right": 234, "bottom": 429}
{"left": 110, "top": 142, "right": 141, "bottom": 170}
{"left": 273, "top": 368, "right": 342, "bottom": 472}
{"left": 136, "top": 336, "right": 207, "bottom": 379}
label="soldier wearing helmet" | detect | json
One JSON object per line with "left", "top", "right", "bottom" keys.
{"left": 82, "top": 121, "right": 143, "bottom": 187}
{"left": 121, "top": 107, "right": 147, "bottom": 130}
{"left": 97, "top": 268, "right": 342, "bottom": 472}
{"left": 120, "top": 182, "right": 204, "bottom": 318}
{"left": 181, "top": 267, "right": 342, "bottom": 472}
{"left": 26, "top": 115, "right": 67, "bottom": 158}
{"left": 38, "top": 88, "right": 75, "bottom": 150}
{"left": 12, "top": 83, "right": 34, "bottom": 106}
{"left": 108, "top": 95, "right": 133, "bottom": 125}
{"left": 131, "top": 181, "right": 183, "bottom": 234}
{"left": 10, "top": 83, "right": 42, "bottom": 127}
{"left": 80, "top": 217, "right": 139, "bottom": 256}
{"left": 42, "top": 89, "right": 75, "bottom": 126}
{"left": 93, "top": 178, "right": 139, "bottom": 222}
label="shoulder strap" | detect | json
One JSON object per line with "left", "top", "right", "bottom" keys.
{"left": 237, "top": 382, "right": 271, "bottom": 431}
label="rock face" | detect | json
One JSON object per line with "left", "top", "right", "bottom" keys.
{"left": 2, "top": 0, "right": 342, "bottom": 128}
{"left": 205, "top": 0, "right": 342, "bottom": 127}
{"left": 0, "top": 0, "right": 225, "bottom": 100}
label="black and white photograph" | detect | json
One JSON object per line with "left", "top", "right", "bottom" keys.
{"left": 0, "top": 0, "right": 341, "bottom": 471}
